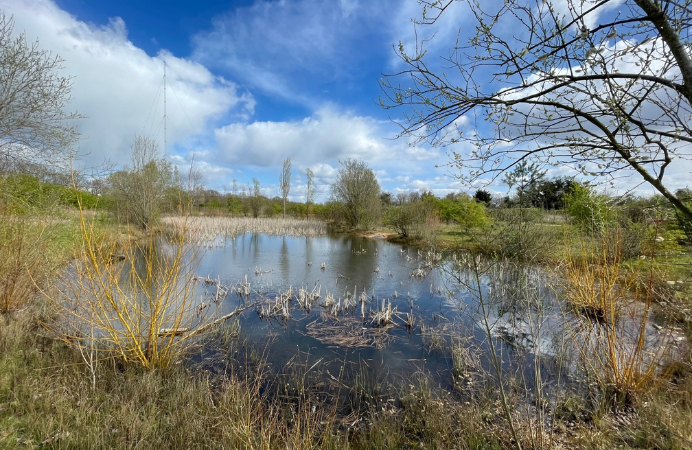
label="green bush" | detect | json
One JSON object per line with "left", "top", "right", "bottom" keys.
{"left": 384, "top": 200, "right": 436, "bottom": 239}
{"left": 564, "top": 184, "right": 614, "bottom": 233}
{"left": 0, "top": 173, "right": 101, "bottom": 212}
{"left": 434, "top": 195, "right": 490, "bottom": 231}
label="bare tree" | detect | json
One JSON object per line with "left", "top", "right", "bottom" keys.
{"left": 0, "top": 13, "right": 81, "bottom": 170}
{"left": 280, "top": 157, "right": 291, "bottom": 218}
{"left": 108, "top": 135, "right": 175, "bottom": 230}
{"left": 381, "top": 0, "right": 692, "bottom": 222}
{"left": 331, "top": 158, "right": 381, "bottom": 228}
{"left": 305, "top": 167, "right": 315, "bottom": 219}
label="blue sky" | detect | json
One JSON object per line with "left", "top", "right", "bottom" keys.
{"left": 3, "top": 0, "right": 689, "bottom": 201}
{"left": 6, "top": 0, "right": 456, "bottom": 202}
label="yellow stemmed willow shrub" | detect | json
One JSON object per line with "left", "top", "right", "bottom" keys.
{"left": 560, "top": 229, "right": 670, "bottom": 407}
{"left": 51, "top": 209, "right": 209, "bottom": 370}
{"left": 561, "top": 230, "right": 636, "bottom": 325}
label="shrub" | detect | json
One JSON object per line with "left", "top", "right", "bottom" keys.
{"left": 559, "top": 230, "right": 668, "bottom": 408}
{"left": 384, "top": 200, "right": 436, "bottom": 239}
{"left": 49, "top": 210, "right": 251, "bottom": 370}
{"left": 564, "top": 184, "right": 614, "bottom": 233}
{"left": 435, "top": 195, "right": 490, "bottom": 231}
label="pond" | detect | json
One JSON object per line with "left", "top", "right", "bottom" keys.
{"left": 186, "top": 231, "right": 579, "bottom": 398}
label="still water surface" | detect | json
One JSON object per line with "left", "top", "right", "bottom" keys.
{"left": 190, "top": 231, "right": 555, "bottom": 392}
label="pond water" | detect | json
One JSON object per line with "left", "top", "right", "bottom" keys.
{"left": 179, "top": 230, "right": 679, "bottom": 408}
{"left": 186, "top": 232, "right": 571, "bottom": 393}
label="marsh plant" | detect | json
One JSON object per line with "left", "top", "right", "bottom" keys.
{"left": 163, "top": 216, "right": 327, "bottom": 245}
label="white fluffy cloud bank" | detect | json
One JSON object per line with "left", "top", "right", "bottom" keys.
{"left": 2, "top": 0, "right": 253, "bottom": 168}
{"left": 213, "top": 107, "right": 442, "bottom": 171}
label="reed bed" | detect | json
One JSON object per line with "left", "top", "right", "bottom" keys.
{"left": 163, "top": 216, "right": 327, "bottom": 245}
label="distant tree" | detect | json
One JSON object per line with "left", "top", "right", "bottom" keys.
{"left": 331, "top": 158, "right": 381, "bottom": 228}
{"left": 305, "top": 168, "right": 315, "bottom": 219}
{"left": 240, "top": 184, "right": 250, "bottom": 217}
{"left": 420, "top": 190, "right": 435, "bottom": 200}
{"left": 226, "top": 179, "right": 241, "bottom": 215}
{"left": 380, "top": 192, "right": 393, "bottom": 206}
{"left": 408, "top": 191, "right": 421, "bottom": 203}
{"left": 502, "top": 161, "right": 547, "bottom": 207}
{"left": 473, "top": 189, "right": 492, "bottom": 205}
{"left": 677, "top": 188, "right": 692, "bottom": 202}
{"left": 202, "top": 189, "right": 222, "bottom": 209}
{"left": 227, "top": 195, "right": 242, "bottom": 215}
{"left": 280, "top": 157, "right": 291, "bottom": 218}
{"left": 288, "top": 201, "right": 306, "bottom": 218}
{"left": 249, "top": 178, "right": 262, "bottom": 218}
{"left": 108, "top": 135, "right": 176, "bottom": 230}
{"left": 525, "top": 177, "right": 579, "bottom": 210}
{"left": 0, "top": 13, "right": 81, "bottom": 170}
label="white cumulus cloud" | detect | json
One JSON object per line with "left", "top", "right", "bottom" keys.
{"left": 2, "top": 0, "right": 253, "bottom": 169}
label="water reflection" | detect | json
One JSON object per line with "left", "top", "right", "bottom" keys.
{"left": 187, "top": 232, "right": 671, "bottom": 404}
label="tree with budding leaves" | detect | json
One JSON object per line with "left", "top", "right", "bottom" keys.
{"left": 380, "top": 0, "right": 692, "bottom": 223}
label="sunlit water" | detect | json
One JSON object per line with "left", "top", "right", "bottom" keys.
{"left": 184, "top": 232, "right": 562, "bottom": 391}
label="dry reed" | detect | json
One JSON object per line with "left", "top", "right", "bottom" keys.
{"left": 303, "top": 316, "right": 395, "bottom": 349}
{"left": 163, "top": 216, "right": 327, "bottom": 245}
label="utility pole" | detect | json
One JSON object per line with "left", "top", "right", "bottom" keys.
{"left": 163, "top": 59, "right": 167, "bottom": 157}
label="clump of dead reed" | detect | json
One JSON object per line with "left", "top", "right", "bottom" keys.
{"left": 257, "top": 293, "right": 291, "bottom": 321}
{"left": 297, "top": 285, "right": 321, "bottom": 312}
{"left": 303, "top": 316, "right": 395, "bottom": 349}
{"left": 411, "top": 265, "right": 427, "bottom": 279}
{"left": 371, "top": 298, "right": 397, "bottom": 327}
{"left": 235, "top": 274, "right": 251, "bottom": 298}
{"left": 162, "top": 216, "right": 327, "bottom": 245}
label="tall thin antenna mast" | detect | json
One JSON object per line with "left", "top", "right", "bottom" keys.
{"left": 163, "top": 59, "right": 167, "bottom": 156}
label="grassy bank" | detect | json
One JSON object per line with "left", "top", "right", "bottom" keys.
{"left": 2, "top": 300, "right": 691, "bottom": 449}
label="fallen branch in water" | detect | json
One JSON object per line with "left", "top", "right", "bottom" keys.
{"left": 161, "top": 302, "right": 259, "bottom": 340}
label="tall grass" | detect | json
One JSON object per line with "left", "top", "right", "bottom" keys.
{"left": 0, "top": 180, "right": 67, "bottom": 313}
{"left": 0, "top": 218, "right": 51, "bottom": 312}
